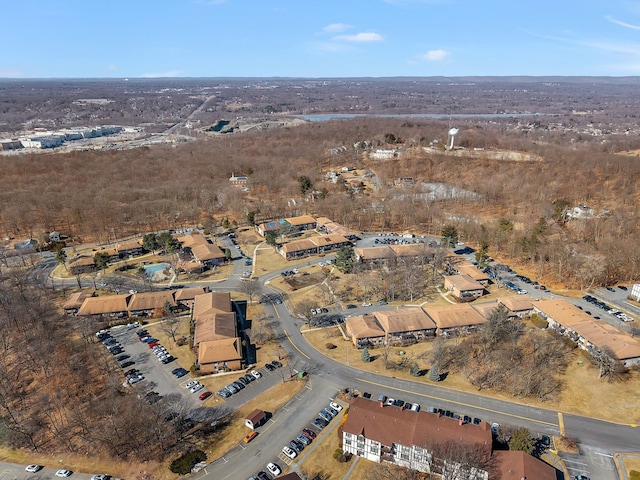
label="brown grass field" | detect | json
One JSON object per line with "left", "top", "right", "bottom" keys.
{"left": 303, "top": 325, "right": 640, "bottom": 425}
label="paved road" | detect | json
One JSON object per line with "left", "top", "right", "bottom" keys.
{"left": 24, "top": 235, "right": 639, "bottom": 480}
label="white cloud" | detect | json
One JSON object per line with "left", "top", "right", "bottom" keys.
{"left": 333, "top": 32, "right": 383, "bottom": 43}
{"left": 418, "top": 49, "right": 450, "bottom": 61}
{"left": 323, "top": 23, "right": 352, "bottom": 33}
{"left": 140, "top": 70, "right": 183, "bottom": 78}
{"left": 605, "top": 15, "right": 640, "bottom": 30}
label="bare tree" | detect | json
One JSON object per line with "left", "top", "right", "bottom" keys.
{"left": 238, "top": 279, "right": 263, "bottom": 304}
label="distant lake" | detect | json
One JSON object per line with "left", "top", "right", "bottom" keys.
{"left": 294, "top": 113, "right": 544, "bottom": 122}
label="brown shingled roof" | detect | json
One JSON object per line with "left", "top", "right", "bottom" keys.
{"left": 77, "top": 294, "right": 130, "bottom": 315}
{"left": 495, "top": 450, "right": 556, "bottom": 480}
{"left": 422, "top": 303, "right": 488, "bottom": 329}
{"left": 344, "top": 397, "right": 492, "bottom": 452}
{"left": 374, "top": 307, "right": 436, "bottom": 334}
{"left": 345, "top": 315, "right": 385, "bottom": 339}
{"left": 127, "top": 291, "right": 176, "bottom": 312}
{"left": 198, "top": 337, "right": 242, "bottom": 364}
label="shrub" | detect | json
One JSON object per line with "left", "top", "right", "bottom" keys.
{"left": 169, "top": 449, "right": 207, "bottom": 474}
{"left": 629, "top": 470, "right": 640, "bottom": 480}
{"left": 529, "top": 314, "right": 548, "bottom": 329}
{"left": 325, "top": 343, "right": 337, "bottom": 350}
{"left": 333, "top": 447, "right": 343, "bottom": 460}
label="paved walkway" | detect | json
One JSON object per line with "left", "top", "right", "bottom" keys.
{"left": 541, "top": 451, "right": 570, "bottom": 479}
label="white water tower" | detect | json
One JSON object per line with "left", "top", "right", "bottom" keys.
{"left": 447, "top": 128, "right": 459, "bottom": 150}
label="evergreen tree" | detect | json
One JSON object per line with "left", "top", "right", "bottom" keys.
{"left": 429, "top": 364, "right": 440, "bottom": 382}
{"left": 361, "top": 347, "right": 371, "bottom": 363}
{"left": 509, "top": 427, "right": 535, "bottom": 454}
{"left": 410, "top": 362, "right": 420, "bottom": 377}
{"left": 441, "top": 225, "right": 458, "bottom": 247}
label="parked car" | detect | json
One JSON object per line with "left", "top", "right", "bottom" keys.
{"left": 189, "top": 383, "right": 204, "bottom": 393}
{"left": 55, "top": 470, "right": 73, "bottom": 477}
{"left": 217, "top": 388, "right": 231, "bottom": 398}
{"left": 264, "top": 363, "right": 276, "bottom": 372}
{"left": 329, "top": 401, "right": 343, "bottom": 412}
{"left": 282, "top": 446, "right": 297, "bottom": 459}
{"left": 172, "top": 367, "right": 188, "bottom": 378}
{"left": 296, "top": 433, "right": 311, "bottom": 446}
{"left": 289, "top": 439, "right": 304, "bottom": 452}
{"left": 25, "top": 465, "right": 43, "bottom": 473}
{"left": 243, "top": 431, "right": 258, "bottom": 443}
{"left": 491, "top": 423, "right": 500, "bottom": 435}
{"left": 115, "top": 354, "right": 130, "bottom": 362}
{"left": 266, "top": 463, "right": 281, "bottom": 477}
{"left": 120, "top": 361, "right": 135, "bottom": 368}
{"left": 271, "top": 360, "right": 283, "bottom": 368}
{"left": 346, "top": 304, "right": 357, "bottom": 309}
{"left": 199, "top": 391, "right": 212, "bottom": 401}
{"left": 313, "top": 418, "right": 327, "bottom": 429}
{"left": 410, "top": 403, "right": 421, "bottom": 412}
{"left": 251, "top": 369, "right": 262, "bottom": 379}
{"left": 302, "top": 428, "right": 316, "bottom": 439}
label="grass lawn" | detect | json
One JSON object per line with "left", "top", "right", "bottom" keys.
{"left": 623, "top": 455, "right": 640, "bottom": 478}
{"left": 299, "top": 424, "right": 353, "bottom": 480}
{"left": 303, "top": 324, "right": 640, "bottom": 424}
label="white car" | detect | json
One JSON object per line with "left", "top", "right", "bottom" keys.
{"left": 282, "top": 445, "right": 297, "bottom": 459}
{"left": 55, "top": 470, "right": 73, "bottom": 478}
{"left": 91, "top": 475, "right": 109, "bottom": 480}
{"left": 362, "top": 302, "right": 372, "bottom": 307}
{"left": 185, "top": 380, "right": 199, "bottom": 389}
{"left": 25, "top": 465, "right": 43, "bottom": 473}
{"left": 250, "top": 369, "right": 262, "bottom": 379}
{"left": 266, "top": 463, "right": 281, "bottom": 477}
{"left": 329, "top": 401, "right": 343, "bottom": 412}
{"left": 491, "top": 423, "right": 500, "bottom": 435}
{"left": 189, "top": 383, "right": 204, "bottom": 393}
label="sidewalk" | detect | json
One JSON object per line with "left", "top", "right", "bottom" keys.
{"left": 541, "top": 451, "right": 570, "bottom": 479}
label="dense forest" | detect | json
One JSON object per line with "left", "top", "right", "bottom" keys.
{"left": 1, "top": 114, "right": 639, "bottom": 288}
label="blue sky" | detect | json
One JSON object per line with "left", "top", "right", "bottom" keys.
{"left": 3, "top": 0, "right": 640, "bottom": 78}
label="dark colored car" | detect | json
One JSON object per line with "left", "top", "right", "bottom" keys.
{"left": 116, "top": 354, "right": 130, "bottom": 361}
{"left": 313, "top": 418, "right": 327, "bottom": 429}
{"left": 120, "top": 361, "right": 135, "bottom": 368}
{"left": 237, "top": 376, "right": 249, "bottom": 386}
{"left": 271, "top": 360, "right": 283, "bottom": 368}
{"left": 346, "top": 304, "right": 357, "bottom": 309}
{"left": 362, "top": 392, "right": 372, "bottom": 399}
{"left": 171, "top": 367, "right": 188, "bottom": 377}
{"left": 243, "top": 374, "right": 255, "bottom": 383}
{"left": 217, "top": 388, "right": 231, "bottom": 398}
{"left": 289, "top": 439, "right": 304, "bottom": 452}
{"left": 161, "top": 355, "right": 176, "bottom": 364}
{"left": 265, "top": 363, "right": 276, "bottom": 372}
{"left": 302, "top": 428, "right": 316, "bottom": 439}
{"left": 393, "top": 399, "right": 404, "bottom": 408}
{"left": 256, "top": 472, "right": 270, "bottom": 480}
{"left": 473, "top": 417, "right": 482, "bottom": 425}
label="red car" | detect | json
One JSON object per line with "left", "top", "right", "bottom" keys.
{"left": 148, "top": 341, "right": 159, "bottom": 348}
{"left": 199, "top": 391, "right": 212, "bottom": 401}
{"left": 302, "top": 428, "right": 316, "bottom": 439}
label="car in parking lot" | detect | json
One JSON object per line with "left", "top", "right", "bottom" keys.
{"left": 55, "top": 470, "right": 73, "bottom": 477}
{"left": 251, "top": 369, "right": 262, "bottom": 379}
{"left": 189, "top": 383, "right": 204, "bottom": 393}
{"left": 243, "top": 431, "right": 257, "bottom": 443}
{"left": 313, "top": 418, "right": 327, "bottom": 429}
{"left": 329, "top": 401, "right": 343, "bottom": 412}
{"left": 232, "top": 381, "right": 244, "bottom": 390}
{"left": 199, "top": 391, "right": 212, "bottom": 401}
{"left": 296, "top": 433, "right": 311, "bottom": 446}
{"left": 618, "top": 285, "right": 628, "bottom": 290}
{"left": 410, "top": 403, "right": 421, "bottom": 412}
{"left": 120, "top": 361, "right": 135, "bottom": 368}
{"left": 264, "top": 363, "right": 275, "bottom": 372}
{"left": 325, "top": 405, "right": 338, "bottom": 416}
{"left": 289, "top": 438, "right": 304, "bottom": 452}
{"left": 25, "top": 465, "right": 43, "bottom": 473}
{"left": 346, "top": 304, "right": 357, "bottom": 309}
{"left": 271, "top": 360, "right": 283, "bottom": 368}
{"left": 171, "top": 367, "right": 188, "bottom": 378}
{"left": 161, "top": 355, "right": 176, "bottom": 364}
{"left": 318, "top": 410, "right": 332, "bottom": 422}
{"left": 491, "top": 423, "right": 500, "bottom": 435}
{"left": 115, "top": 354, "right": 130, "bottom": 361}
{"left": 237, "top": 376, "right": 249, "bottom": 386}
{"left": 217, "top": 388, "right": 231, "bottom": 398}
{"left": 256, "top": 472, "right": 270, "bottom": 480}
{"left": 225, "top": 384, "right": 238, "bottom": 394}
{"left": 282, "top": 445, "right": 297, "bottom": 459}
{"left": 266, "top": 463, "right": 281, "bottom": 477}
{"left": 362, "top": 392, "right": 371, "bottom": 399}
{"left": 302, "top": 428, "right": 316, "bottom": 439}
